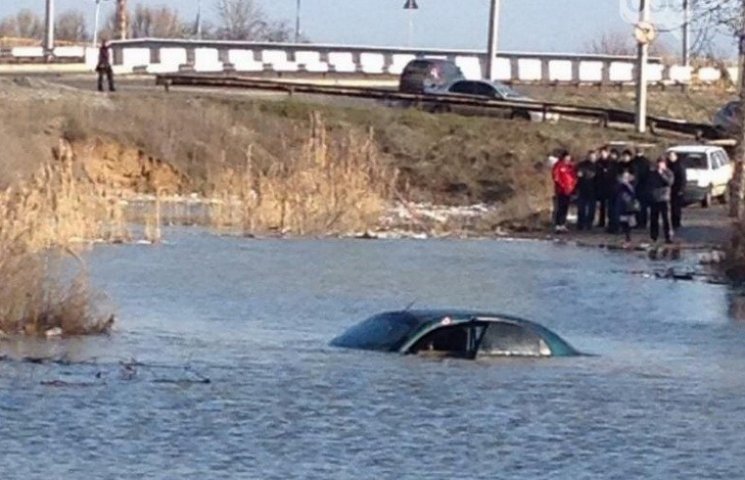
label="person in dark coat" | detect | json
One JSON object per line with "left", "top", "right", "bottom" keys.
{"left": 648, "top": 157, "right": 676, "bottom": 244}
{"left": 595, "top": 146, "right": 612, "bottom": 229}
{"left": 606, "top": 149, "right": 624, "bottom": 234}
{"left": 667, "top": 151, "right": 687, "bottom": 229}
{"left": 576, "top": 150, "right": 599, "bottom": 230}
{"left": 631, "top": 148, "right": 652, "bottom": 229}
{"left": 615, "top": 171, "right": 639, "bottom": 243}
{"left": 96, "top": 39, "right": 116, "bottom": 92}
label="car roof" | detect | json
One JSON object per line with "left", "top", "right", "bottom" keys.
{"left": 667, "top": 145, "right": 723, "bottom": 154}
{"left": 383, "top": 309, "right": 541, "bottom": 328}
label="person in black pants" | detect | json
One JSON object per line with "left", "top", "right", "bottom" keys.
{"left": 96, "top": 39, "right": 116, "bottom": 92}
{"left": 667, "top": 151, "right": 687, "bottom": 229}
{"left": 595, "top": 146, "right": 612, "bottom": 229}
{"left": 631, "top": 148, "right": 652, "bottom": 229}
{"left": 648, "top": 157, "right": 675, "bottom": 244}
{"left": 576, "top": 150, "right": 599, "bottom": 230}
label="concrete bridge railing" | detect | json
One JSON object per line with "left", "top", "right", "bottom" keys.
{"left": 0, "top": 38, "right": 736, "bottom": 87}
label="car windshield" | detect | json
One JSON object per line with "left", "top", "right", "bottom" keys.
{"left": 493, "top": 82, "right": 524, "bottom": 99}
{"left": 676, "top": 152, "right": 708, "bottom": 169}
{"left": 331, "top": 313, "right": 422, "bottom": 352}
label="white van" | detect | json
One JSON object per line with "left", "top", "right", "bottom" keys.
{"left": 666, "top": 145, "right": 733, "bottom": 207}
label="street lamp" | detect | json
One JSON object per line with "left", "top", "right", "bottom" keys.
{"left": 403, "top": 0, "right": 419, "bottom": 47}
{"left": 634, "top": 0, "right": 654, "bottom": 134}
{"left": 93, "top": 0, "right": 113, "bottom": 47}
{"left": 486, "top": 0, "right": 501, "bottom": 81}
{"left": 44, "top": 0, "right": 55, "bottom": 58}
{"left": 295, "top": 0, "right": 301, "bottom": 43}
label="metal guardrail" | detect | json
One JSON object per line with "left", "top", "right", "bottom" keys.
{"left": 155, "top": 74, "right": 721, "bottom": 140}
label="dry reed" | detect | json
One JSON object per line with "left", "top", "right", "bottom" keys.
{"left": 0, "top": 139, "right": 120, "bottom": 337}
{"left": 209, "top": 113, "right": 396, "bottom": 236}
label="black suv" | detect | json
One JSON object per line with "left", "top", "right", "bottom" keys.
{"left": 398, "top": 59, "right": 465, "bottom": 94}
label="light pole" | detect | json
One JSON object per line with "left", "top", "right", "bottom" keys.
{"left": 294, "top": 0, "right": 301, "bottom": 43}
{"left": 403, "top": 0, "right": 419, "bottom": 47}
{"left": 44, "top": 0, "right": 55, "bottom": 59}
{"left": 682, "top": 0, "right": 690, "bottom": 66}
{"left": 634, "top": 0, "right": 652, "bottom": 134}
{"left": 486, "top": 0, "right": 501, "bottom": 81}
{"left": 93, "top": 0, "right": 102, "bottom": 47}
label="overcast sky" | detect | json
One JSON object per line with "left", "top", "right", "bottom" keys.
{"left": 1, "top": 0, "right": 736, "bottom": 57}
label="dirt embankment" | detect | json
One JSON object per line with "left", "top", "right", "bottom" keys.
{"left": 0, "top": 77, "right": 682, "bottom": 233}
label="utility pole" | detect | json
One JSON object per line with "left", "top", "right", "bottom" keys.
{"left": 486, "top": 0, "right": 501, "bottom": 81}
{"left": 634, "top": 0, "right": 651, "bottom": 134}
{"left": 294, "top": 0, "right": 301, "bottom": 43}
{"left": 116, "top": 0, "right": 128, "bottom": 40}
{"left": 729, "top": 0, "right": 745, "bottom": 218}
{"left": 44, "top": 0, "right": 55, "bottom": 60}
{"left": 682, "top": 0, "right": 691, "bottom": 66}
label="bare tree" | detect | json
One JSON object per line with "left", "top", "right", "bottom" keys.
{"left": 214, "top": 0, "right": 268, "bottom": 40}
{"left": 585, "top": 32, "right": 636, "bottom": 56}
{"left": 56, "top": 10, "right": 88, "bottom": 43}
{"left": 585, "top": 31, "right": 670, "bottom": 57}
{"left": 131, "top": 5, "right": 188, "bottom": 38}
{"left": 0, "top": 9, "right": 44, "bottom": 40}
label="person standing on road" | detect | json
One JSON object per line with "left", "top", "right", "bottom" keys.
{"left": 595, "top": 146, "right": 612, "bottom": 229}
{"left": 552, "top": 151, "right": 577, "bottom": 233}
{"left": 576, "top": 150, "right": 599, "bottom": 230}
{"left": 667, "top": 151, "right": 687, "bottom": 229}
{"left": 632, "top": 148, "right": 652, "bottom": 230}
{"left": 96, "top": 39, "right": 116, "bottom": 93}
{"left": 648, "top": 157, "right": 676, "bottom": 244}
{"left": 606, "top": 149, "right": 623, "bottom": 234}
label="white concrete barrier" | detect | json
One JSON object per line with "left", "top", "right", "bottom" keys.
{"left": 697, "top": 66, "right": 721, "bottom": 83}
{"left": 54, "top": 46, "right": 86, "bottom": 57}
{"left": 517, "top": 59, "right": 542, "bottom": 82}
{"left": 648, "top": 63, "right": 664, "bottom": 82}
{"left": 388, "top": 54, "right": 416, "bottom": 75}
{"left": 492, "top": 58, "right": 511, "bottom": 81}
{"left": 609, "top": 62, "right": 634, "bottom": 82}
{"left": 11, "top": 46, "right": 43, "bottom": 57}
{"left": 329, "top": 52, "right": 357, "bottom": 73}
{"left": 97, "top": 41, "right": 737, "bottom": 88}
{"left": 360, "top": 53, "right": 385, "bottom": 74}
{"left": 296, "top": 51, "right": 328, "bottom": 72}
{"left": 262, "top": 49, "right": 299, "bottom": 72}
{"left": 194, "top": 48, "right": 223, "bottom": 72}
{"left": 578, "top": 61, "right": 603, "bottom": 82}
{"left": 728, "top": 67, "right": 739, "bottom": 85}
{"left": 147, "top": 47, "right": 187, "bottom": 73}
{"left": 549, "top": 60, "right": 573, "bottom": 82}
{"left": 122, "top": 47, "right": 150, "bottom": 70}
{"left": 228, "top": 49, "right": 263, "bottom": 72}
{"left": 455, "top": 56, "right": 482, "bottom": 80}
{"left": 668, "top": 65, "right": 692, "bottom": 84}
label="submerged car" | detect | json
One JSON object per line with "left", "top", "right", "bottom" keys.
{"left": 426, "top": 79, "right": 559, "bottom": 122}
{"left": 331, "top": 310, "right": 578, "bottom": 359}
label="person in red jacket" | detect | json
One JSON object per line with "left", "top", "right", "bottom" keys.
{"left": 552, "top": 150, "right": 577, "bottom": 232}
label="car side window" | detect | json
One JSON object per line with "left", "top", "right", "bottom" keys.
{"left": 472, "top": 83, "right": 495, "bottom": 97}
{"left": 717, "top": 151, "right": 730, "bottom": 167}
{"left": 709, "top": 154, "right": 718, "bottom": 170}
{"left": 450, "top": 81, "right": 473, "bottom": 94}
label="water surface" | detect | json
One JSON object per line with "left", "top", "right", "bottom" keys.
{"left": 1, "top": 229, "right": 743, "bottom": 479}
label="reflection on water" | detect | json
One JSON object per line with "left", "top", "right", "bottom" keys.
{"left": 1, "top": 229, "right": 744, "bottom": 479}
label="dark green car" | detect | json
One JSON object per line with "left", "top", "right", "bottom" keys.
{"left": 331, "top": 310, "right": 579, "bottom": 359}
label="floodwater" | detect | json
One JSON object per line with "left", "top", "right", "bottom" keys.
{"left": 1, "top": 229, "right": 744, "bottom": 479}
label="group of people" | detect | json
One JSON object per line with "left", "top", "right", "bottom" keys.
{"left": 550, "top": 146, "right": 687, "bottom": 244}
